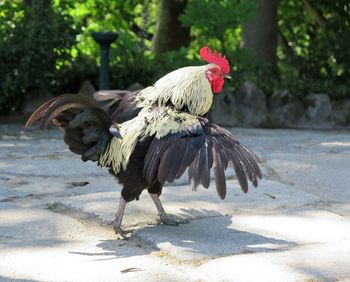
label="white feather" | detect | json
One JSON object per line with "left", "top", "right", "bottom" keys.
{"left": 136, "top": 65, "right": 214, "bottom": 116}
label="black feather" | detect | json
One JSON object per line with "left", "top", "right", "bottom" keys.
{"left": 65, "top": 128, "right": 82, "bottom": 143}
{"left": 157, "top": 144, "right": 174, "bottom": 184}
{"left": 27, "top": 94, "right": 113, "bottom": 164}
{"left": 213, "top": 147, "right": 226, "bottom": 199}
{"left": 142, "top": 117, "right": 262, "bottom": 198}
{"left": 175, "top": 140, "right": 194, "bottom": 179}
{"left": 234, "top": 146, "right": 258, "bottom": 187}
{"left": 167, "top": 139, "right": 187, "bottom": 183}
{"left": 199, "top": 142, "right": 210, "bottom": 188}
{"left": 229, "top": 147, "right": 249, "bottom": 193}
{"left": 239, "top": 145, "right": 262, "bottom": 179}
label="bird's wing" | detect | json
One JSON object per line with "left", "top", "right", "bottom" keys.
{"left": 143, "top": 116, "right": 262, "bottom": 199}
{"left": 94, "top": 90, "right": 141, "bottom": 123}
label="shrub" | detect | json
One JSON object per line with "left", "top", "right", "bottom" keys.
{"left": 0, "top": 0, "right": 78, "bottom": 114}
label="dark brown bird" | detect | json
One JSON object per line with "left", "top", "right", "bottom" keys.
{"left": 26, "top": 46, "right": 262, "bottom": 238}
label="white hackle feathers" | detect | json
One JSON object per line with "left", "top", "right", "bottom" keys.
{"left": 136, "top": 65, "right": 213, "bottom": 116}
{"left": 99, "top": 115, "right": 147, "bottom": 172}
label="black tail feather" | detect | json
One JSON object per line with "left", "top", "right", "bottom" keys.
{"left": 26, "top": 94, "right": 115, "bottom": 163}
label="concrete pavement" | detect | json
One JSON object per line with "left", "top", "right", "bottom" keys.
{"left": 0, "top": 124, "right": 349, "bottom": 281}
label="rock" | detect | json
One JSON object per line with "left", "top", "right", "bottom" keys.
{"left": 235, "top": 82, "right": 267, "bottom": 127}
{"left": 303, "top": 94, "right": 332, "bottom": 125}
{"left": 266, "top": 90, "right": 304, "bottom": 127}
{"left": 331, "top": 99, "right": 350, "bottom": 126}
{"left": 209, "top": 89, "right": 238, "bottom": 126}
{"left": 78, "top": 80, "right": 95, "bottom": 97}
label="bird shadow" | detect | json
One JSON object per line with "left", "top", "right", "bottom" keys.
{"left": 70, "top": 208, "right": 296, "bottom": 260}
{"left": 132, "top": 208, "right": 296, "bottom": 258}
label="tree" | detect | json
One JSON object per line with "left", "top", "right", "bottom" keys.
{"left": 152, "top": 0, "right": 190, "bottom": 54}
{"left": 242, "top": 0, "right": 279, "bottom": 71}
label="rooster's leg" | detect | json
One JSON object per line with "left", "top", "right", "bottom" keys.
{"left": 112, "top": 195, "right": 132, "bottom": 239}
{"left": 149, "top": 193, "right": 188, "bottom": 225}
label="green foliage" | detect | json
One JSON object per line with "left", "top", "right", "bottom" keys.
{"left": 1, "top": 0, "right": 349, "bottom": 115}
{"left": 0, "top": 0, "right": 78, "bottom": 114}
{"left": 278, "top": 0, "right": 350, "bottom": 99}
{"left": 64, "top": 0, "right": 158, "bottom": 88}
{"left": 179, "top": 0, "right": 262, "bottom": 93}
{"left": 180, "top": 0, "right": 255, "bottom": 51}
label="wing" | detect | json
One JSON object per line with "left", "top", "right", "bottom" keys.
{"left": 94, "top": 90, "right": 141, "bottom": 123}
{"left": 143, "top": 117, "right": 262, "bottom": 199}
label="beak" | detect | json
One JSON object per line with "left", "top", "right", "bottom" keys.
{"left": 224, "top": 74, "right": 231, "bottom": 79}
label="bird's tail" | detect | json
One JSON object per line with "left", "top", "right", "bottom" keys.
{"left": 93, "top": 90, "right": 140, "bottom": 123}
{"left": 26, "top": 94, "right": 118, "bottom": 163}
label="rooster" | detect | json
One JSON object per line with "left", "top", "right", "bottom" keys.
{"left": 26, "top": 46, "right": 262, "bottom": 238}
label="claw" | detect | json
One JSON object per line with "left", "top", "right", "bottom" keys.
{"left": 112, "top": 195, "right": 130, "bottom": 239}
{"left": 149, "top": 193, "right": 189, "bottom": 226}
{"left": 112, "top": 221, "right": 133, "bottom": 239}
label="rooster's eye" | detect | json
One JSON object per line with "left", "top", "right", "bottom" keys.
{"left": 208, "top": 66, "right": 221, "bottom": 74}
{"left": 206, "top": 66, "right": 221, "bottom": 81}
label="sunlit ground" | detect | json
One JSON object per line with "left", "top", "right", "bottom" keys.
{"left": 0, "top": 124, "right": 349, "bottom": 281}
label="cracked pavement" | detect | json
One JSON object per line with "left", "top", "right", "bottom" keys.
{"left": 0, "top": 123, "right": 350, "bottom": 281}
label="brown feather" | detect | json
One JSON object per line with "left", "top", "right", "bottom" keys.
{"left": 25, "top": 96, "right": 60, "bottom": 127}
{"left": 39, "top": 95, "right": 97, "bottom": 130}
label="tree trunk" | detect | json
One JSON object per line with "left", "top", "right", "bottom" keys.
{"left": 242, "top": 0, "right": 279, "bottom": 71}
{"left": 152, "top": 0, "right": 190, "bottom": 54}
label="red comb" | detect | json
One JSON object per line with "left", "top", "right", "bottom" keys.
{"left": 200, "top": 46, "right": 230, "bottom": 74}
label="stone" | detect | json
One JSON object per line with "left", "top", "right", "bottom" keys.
{"left": 235, "top": 82, "right": 267, "bottom": 127}
{"left": 209, "top": 89, "right": 238, "bottom": 126}
{"left": 303, "top": 93, "right": 332, "bottom": 126}
{"left": 78, "top": 80, "right": 95, "bottom": 97}
{"left": 332, "top": 99, "right": 350, "bottom": 126}
{"left": 266, "top": 90, "right": 304, "bottom": 127}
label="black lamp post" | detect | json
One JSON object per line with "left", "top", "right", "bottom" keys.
{"left": 91, "top": 31, "right": 118, "bottom": 90}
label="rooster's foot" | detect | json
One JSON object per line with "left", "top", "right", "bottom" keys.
{"left": 112, "top": 222, "right": 133, "bottom": 239}
{"left": 112, "top": 196, "right": 131, "bottom": 239}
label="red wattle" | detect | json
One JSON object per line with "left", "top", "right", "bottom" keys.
{"left": 211, "top": 77, "right": 224, "bottom": 93}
